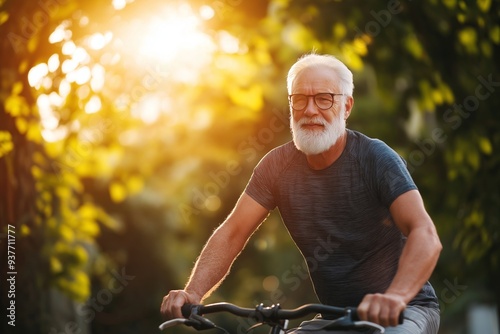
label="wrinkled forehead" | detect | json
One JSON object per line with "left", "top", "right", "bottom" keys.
{"left": 291, "top": 65, "right": 340, "bottom": 93}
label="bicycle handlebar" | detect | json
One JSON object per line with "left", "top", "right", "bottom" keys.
{"left": 160, "top": 302, "right": 404, "bottom": 332}
{"left": 181, "top": 302, "right": 359, "bottom": 321}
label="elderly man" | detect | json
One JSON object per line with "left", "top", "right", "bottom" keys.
{"left": 161, "top": 54, "right": 442, "bottom": 333}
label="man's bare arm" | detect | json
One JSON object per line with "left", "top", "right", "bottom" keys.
{"left": 358, "top": 189, "right": 442, "bottom": 327}
{"left": 160, "top": 192, "right": 269, "bottom": 319}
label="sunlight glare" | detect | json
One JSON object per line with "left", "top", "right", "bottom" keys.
{"left": 218, "top": 31, "right": 240, "bottom": 54}
{"left": 77, "top": 85, "right": 90, "bottom": 100}
{"left": 47, "top": 54, "right": 60, "bottom": 72}
{"left": 72, "top": 47, "right": 90, "bottom": 64}
{"left": 28, "top": 63, "right": 48, "bottom": 88}
{"left": 48, "top": 92, "right": 64, "bottom": 107}
{"left": 85, "top": 95, "right": 102, "bottom": 114}
{"left": 42, "top": 127, "right": 68, "bottom": 143}
{"left": 140, "top": 13, "right": 208, "bottom": 63}
{"left": 131, "top": 94, "right": 161, "bottom": 124}
{"left": 129, "top": 3, "right": 216, "bottom": 83}
{"left": 62, "top": 59, "right": 78, "bottom": 75}
{"left": 199, "top": 5, "right": 215, "bottom": 20}
{"left": 90, "top": 64, "right": 105, "bottom": 92}
{"left": 112, "top": 0, "right": 129, "bottom": 10}
{"left": 87, "top": 32, "right": 113, "bottom": 50}
{"left": 49, "top": 25, "right": 65, "bottom": 44}
{"left": 74, "top": 66, "right": 91, "bottom": 85}
{"left": 62, "top": 41, "right": 76, "bottom": 55}
{"left": 192, "top": 109, "right": 212, "bottom": 129}
{"left": 37, "top": 94, "right": 64, "bottom": 142}
{"left": 49, "top": 21, "right": 70, "bottom": 44}
{"left": 59, "top": 79, "right": 71, "bottom": 97}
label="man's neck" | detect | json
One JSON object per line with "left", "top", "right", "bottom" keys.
{"left": 305, "top": 130, "right": 348, "bottom": 170}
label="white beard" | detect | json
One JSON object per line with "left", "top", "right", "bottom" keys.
{"left": 290, "top": 107, "right": 346, "bottom": 155}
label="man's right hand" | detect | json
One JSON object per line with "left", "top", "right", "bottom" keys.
{"left": 160, "top": 290, "right": 201, "bottom": 320}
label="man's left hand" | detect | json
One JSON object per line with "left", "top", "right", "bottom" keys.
{"left": 357, "top": 293, "right": 406, "bottom": 327}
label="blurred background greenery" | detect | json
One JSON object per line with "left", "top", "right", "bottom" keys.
{"left": 0, "top": 0, "right": 499, "bottom": 333}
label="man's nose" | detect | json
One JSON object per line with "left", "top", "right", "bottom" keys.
{"left": 303, "top": 96, "right": 319, "bottom": 116}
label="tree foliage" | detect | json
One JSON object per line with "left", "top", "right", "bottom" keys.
{"left": 0, "top": 0, "right": 499, "bottom": 333}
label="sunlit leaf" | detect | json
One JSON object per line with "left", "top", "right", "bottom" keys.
{"left": 15, "top": 117, "right": 28, "bottom": 134}
{"left": 50, "top": 256, "right": 63, "bottom": 274}
{"left": 481, "top": 41, "right": 492, "bottom": 57}
{"left": 60, "top": 225, "right": 75, "bottom": 242}
{"left": 340, "top": 44, "right": 363, "bottom": 71}
{"left": 73, "top": 245, "right": 89, "bottom": 264}
{"left": 78, "top": 203, "right": 98, "bottom": 219}
{"left": 20, "top": 224, "right": 30, "bottom": 236}
{"left": 45, "top": 141, "right": 65, "bottom": 158}
{"left": 431, "top": 89, "right": 444, "bottom": 105}
{"left": 404, "top": 34, "right": 424, "bottom": 60}
{"left": 62, "top": 172, "right": 84, "bottom": 192}
{"left": 466, "top": 150, "right": 480, "bottom": 170}
{"left": 56, "top": 270, "right": 90, "bottom": 302}
{"left": 332, "top": 23, "right": 346, "bottom": 40}
{"left": 442, "top": 0, "right": 456, "bottom": 9}
{"left": 453, "top": 147, "right": 464, "bottom": 164}
{"left": 110, "top": 182, "right": 127, "bottom": 202}
{"left": 477, "top": 0, "right": 491, "bottom": 12}
{"left": 283, "top": 22, "right": 318, "bottom": 51}
{"left": 126, "top": 175, "right": 144, "bottom": 195}
{"left": 79, "top": 219, "right": 100, "bottom": 237}
{"left": 27, "top": 120, "right": 42, "bottom": 143}
{"left": 0, "top": 130, "right": 14, "bottom": 158}
{"left": 96, "top": 207, "right": 122, "bottom": 231}
{"left": 458, "top": 28, "right": 478, "bottom": 53}
{"left": 27, "top": 35, "right": 39, "bottom": 53}
{"left": 228, "top": 84, "right": 264, "bottom": 111}
{"left": 5, "top": 95, "right": 28, "bottom": 117}
{"left": 56, "top": 186, "right": 73, "bottom": 200}
{"left": 12, "top": 81, "right": 22, "bottom": 95}
{"left": 490, "top": 25, "right": 500, "bottom": 44}
{"left": 352, "top": 38, "right": 367, "bottom": 56}
{"left": 440, "top": 83, "right": 455, "bottom": 104}
{"left": 0, "top": 11, "right": 8, "bottom": 25}
{"left": 478, "top": 137, "right": 493, "bottom": 155}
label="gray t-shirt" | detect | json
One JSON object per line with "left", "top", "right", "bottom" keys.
{"left": 245, "top": 129, "right": 438, "bottom": 309}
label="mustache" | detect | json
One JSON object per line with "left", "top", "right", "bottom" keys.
{"left": 296, "top": 117, "right": 329, "bottom": 127}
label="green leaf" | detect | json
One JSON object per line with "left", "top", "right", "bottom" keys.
{"left": 478, "top": 137, "right": 493, "bottom": 155}
{"left": 477, "top": 0, "right": 492, "bottom": 12}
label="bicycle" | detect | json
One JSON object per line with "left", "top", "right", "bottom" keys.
{"left": 159, "top": 302, "right": 404, "bottom": 334}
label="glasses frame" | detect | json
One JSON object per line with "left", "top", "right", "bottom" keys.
{"left": 288, "top": 93, "right": 345, "bottom": 112}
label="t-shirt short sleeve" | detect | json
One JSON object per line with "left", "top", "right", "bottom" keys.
{"left": 363, "top": 139, "right": 417, "bottom": 208}
{"left": 244, "top": 151, "right": 279, "bottom": 211}
{"left": 244, "top": 142, "right": 299, "bottom": 211}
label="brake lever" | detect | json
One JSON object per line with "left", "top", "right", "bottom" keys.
{"left": 187, "top": 314, "right": 217, "bottom": 331}
{"left": 159, "top": 318, "right": 190, "bottom": 330}
{"left": 158, "top": 314, "right": 216, "bottom": 331}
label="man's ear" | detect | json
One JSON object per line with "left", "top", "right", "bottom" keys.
{"left": 344, "top": 96, "right": 354, "bottom": 120}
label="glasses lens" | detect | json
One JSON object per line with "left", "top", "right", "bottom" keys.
{"left": 314, "top": 93, "right": 334, "bottom": 109}
{"left": 290, "top": 95, "right": 307, "bottom": 110}
{"left": 290, "top": 94, "right": 335, "bottom": 111}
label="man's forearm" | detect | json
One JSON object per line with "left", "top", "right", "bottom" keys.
{"left": 184, "top": 222, "right": 250, "bottom": 301}
{"left": 386, "top": 224, "right": 442, "bottom": 303}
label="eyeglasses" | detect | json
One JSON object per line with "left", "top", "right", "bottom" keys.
{"left": 288, "top": 93, "right": 344, "bottom": 111}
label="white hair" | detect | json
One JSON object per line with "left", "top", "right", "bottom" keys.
{"left": 286, "top": 53, "right": 354, "bottom": 96}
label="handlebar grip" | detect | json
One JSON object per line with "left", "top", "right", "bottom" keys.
{"left": 398, "top": 310, "right": 405, "bottom": 324}
{"left": 181, "top": 304, "right": 194, "bottom": 318}
{"left": 348, "top": 307, "right": 404, "bottom": 325}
